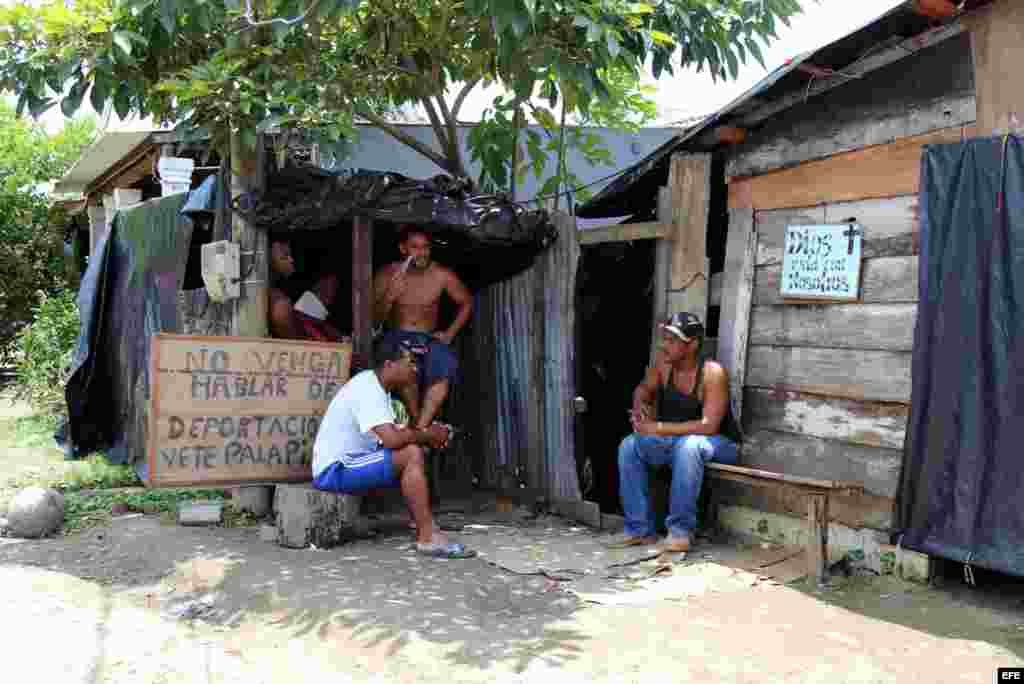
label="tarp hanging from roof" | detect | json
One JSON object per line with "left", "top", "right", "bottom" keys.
{"left": 62, "top": 188, "right": 205, "bottom": 463}
{"left": 896, "top": 136, "right": 1024, "bottom": 576}
{"left": 238, "top": 167, "right": 556, "bottom": 290}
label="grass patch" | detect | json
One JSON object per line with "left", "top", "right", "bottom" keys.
{"left": 0, "top": 413, "right": 62, "bottom": 450}
{"left": 62, "top": 454, "right": 141, "bottom": 491}
{"left": 63, "top": 488, "right": 230, "bottom": 535}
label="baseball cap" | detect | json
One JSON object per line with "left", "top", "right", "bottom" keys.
{"left": 661, "top": 312, "right": 705, "bottom": 341}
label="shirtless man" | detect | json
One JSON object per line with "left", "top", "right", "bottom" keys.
{"left": 372, "top": 226, "right": 473, "bottom": 429}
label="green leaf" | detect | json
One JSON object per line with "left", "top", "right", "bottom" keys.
{"left": 113, "top": 87, "right": 131, "bottom": 120}
{"left": 649, "top": 30, "right": 674, "bottom": 47}
{"left": 61, "top": 79, "right": 87, "bottom": 117}
{"left": 745, "top": 37, "right": 765, "bottom": 69}
{"left": 533, "top": 106, "right": 557, "bottom": 129}
{"left": 159, "top": 0, "right": 177, "bottom": 35}
{"left": 113, "top": 31, "right": 133, "bottom": 56}
{"left": 90, "top": 72, "right": 112, "bottom": 112}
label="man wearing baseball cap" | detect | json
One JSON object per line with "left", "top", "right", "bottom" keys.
{"left": 613, "top": 311, "right": 742, "bottom": 552}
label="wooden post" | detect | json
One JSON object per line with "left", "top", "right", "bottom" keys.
{"left": 965, "top": 1, "right": 1024, "bottom": 135}
{"left": 87, "top": 201, "right": 107, "bottom": 254}
{"left": 666, "top": 153, "right": 712, "bottom": 321}
{"left": 650, "top": 188, "right": 672, "bottom": 365}
{"left": 228, "top": 130, "right": 270, "bottom": 509}
{"left": 806, "top": 493, "right": 830, "bottom": 584}
{"left": 351, "top": 216, "right": 374, "bottom": 361}
{"left": 717, "top": 207, "right": 757, "bottom": 422}
{"left": 229, "top": 134, "right": 268, "bottom": 338}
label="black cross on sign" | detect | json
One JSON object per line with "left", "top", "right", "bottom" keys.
{"left": 843, "top": 224, "right": 860, "bottom": 255}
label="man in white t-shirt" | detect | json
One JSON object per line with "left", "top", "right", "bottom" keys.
{"left": 312, "top": 336, "right": 475, "bottom": 559}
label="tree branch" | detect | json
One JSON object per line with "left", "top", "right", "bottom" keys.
{"left": 434, "top": 94, "right": 463, "bottom": 174}
{"left": 419, "top": 96, "right": 453, "bottom": 165}
{"left": 238, "top": 0, "right": 323, "bottom": 31}
{"left": 357, "top": 108, "right": 452, "bottom": 172}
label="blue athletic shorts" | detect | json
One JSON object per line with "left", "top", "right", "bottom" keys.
{"left": 312, "top": 450, "right": 400, "bottom": 494}
{"left": 379, "top": 329, "right": 459, "bottom": 389}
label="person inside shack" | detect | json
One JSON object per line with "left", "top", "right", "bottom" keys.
{"left": 372, "top": 225, "right": 473, "bottom": 430}
{"left": 311, "top": 335, "right": 476, "bottom": 559}
{"left": 269, "top": 239, "right": 351, "bottom": 341}
{"left": 268, "top": 237, "right": 303, "bottom": 340}
{"left": 613, "top": 312, "right": 742, "bottom": 552}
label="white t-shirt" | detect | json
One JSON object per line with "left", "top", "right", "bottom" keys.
{"left": 294, "top": 291, "right": 329, "bottom": 320}
{"left": 312, "top": 370, "right": 396, "bottom": 478}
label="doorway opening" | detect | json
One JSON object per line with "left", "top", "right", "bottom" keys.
{"left": 576, "top": 239, "right": 656, "bottom": 514}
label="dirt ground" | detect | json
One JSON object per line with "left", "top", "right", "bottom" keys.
{"left": 2, "top": 393, "right": 1024, "bottom": 683}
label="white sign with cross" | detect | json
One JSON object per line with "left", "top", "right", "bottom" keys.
{"left": 780, "top": 223, "right": 863, "bottom": 301}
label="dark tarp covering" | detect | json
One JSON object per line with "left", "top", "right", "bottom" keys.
{"left": 238, "top": 167, "right": 556, "bottom": 290}
{"left": 896, "top": 136, "right": 1024, "bottom": 576}
{"left": 61, "top": 185, "right": 211, "bottom": 464}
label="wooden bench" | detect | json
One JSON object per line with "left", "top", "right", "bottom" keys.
{"left": 704, "top": 462, "right": 864, "bottom": 584}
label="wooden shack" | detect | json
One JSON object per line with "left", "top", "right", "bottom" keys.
{"left": 577, "top": 0, "right": 1018, "bottom": 570}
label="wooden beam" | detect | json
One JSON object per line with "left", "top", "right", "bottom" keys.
{"left": 726, "top": 94, "right": 976, "bottom": 179}
{"left": 733, "top": 21, "right": 966, "bottom": 129}
{"left": 749, "top": 302, "right": 918, "bottom": 352}
{"left": 728, "top": 126, "right": 974, "bottom": 211}
{"left": 706, "top": 462, "right": 863, "bottom": 494}
{"left": 716, "top": 208, "right": 756, "bottom": 421}
{"left": 743, "top": 387, "right": 909, "bottom": 451}
{"left": 741, "top": 429, "right": 903, "bottom": 498}
{"left": 965, "top": 2, "right": 1024, "bottom": 135}
{"left": 650, "top": 188, "right": 672, "bottom": 365}
{"left": 576, "top": 221, "right": 669, "bottom": 245}
{"left": 807, "top": 493, "right": 829, "bottom": 584}
{"left": 351, "top": 216, "right": 374, "bottom": 360}
{"left": 669, "top": 153, "right": 711, "bottom": 291}
{"left": 746, "top": 345, "right": 912, "bottom": 404}
{"left": 86, "top": 141, "right": 157, "bottom": 197}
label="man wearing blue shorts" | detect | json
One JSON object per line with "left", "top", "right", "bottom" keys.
{"left": 311, "top": 336, "right": 476, "bottom": 558}
{"left": 372, "top": 225, "right": 473, "bottom": 429}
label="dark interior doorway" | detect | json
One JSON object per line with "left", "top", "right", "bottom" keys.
{"left": 576, "top": 238, "right": 656, "bottom": 514}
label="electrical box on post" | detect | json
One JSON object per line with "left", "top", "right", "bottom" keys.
{"left": 201, "top": 240, "right": 240, "bottom": 302}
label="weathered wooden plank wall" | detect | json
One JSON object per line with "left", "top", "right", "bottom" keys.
{"left": 736, "top": 194, "right": 918, "bottom": 527}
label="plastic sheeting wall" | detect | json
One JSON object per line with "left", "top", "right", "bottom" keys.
{"left": 473, "top": 212, "right": 582, "bottom": 500}
{"left": 897, "top": 136, "right": 1024, "bottom": 576}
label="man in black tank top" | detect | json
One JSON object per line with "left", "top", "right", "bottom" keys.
{"left": 613, "top": 312, "right": 740, "bottom": 552}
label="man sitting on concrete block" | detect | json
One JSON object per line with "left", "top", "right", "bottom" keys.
{"left": 614, "top": 312, "right": 743, "bottom": 553}
{"left": 311, "top": 335, "right": 476, "bottom": 559}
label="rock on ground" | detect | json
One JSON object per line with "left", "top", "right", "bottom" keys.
{"left": 2, "top": 486, "right": 64, "bottom": 538}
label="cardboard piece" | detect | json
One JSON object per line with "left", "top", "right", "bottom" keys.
{"left": 148, "top": 334, "right": 351, "bottom": 487}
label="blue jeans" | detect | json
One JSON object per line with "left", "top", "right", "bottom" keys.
{"left": 618, "top": 434, "right": 739, "bottom": 538}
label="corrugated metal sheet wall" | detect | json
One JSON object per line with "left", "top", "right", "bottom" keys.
{"left": 472, "top": 212, "right": 581, "bottom": 500}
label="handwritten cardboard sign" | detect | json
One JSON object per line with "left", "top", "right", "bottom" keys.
{"left": 781, "top": 223, "right": 863, "bottom": 301}
{"left": 148, "top": 334, "right": 351, "bottom": 487}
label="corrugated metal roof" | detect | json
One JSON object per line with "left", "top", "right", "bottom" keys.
{"left": 54, "top": 130, "right": 154, "bottom": 195}
{"left": 577, "top": 0, "right": 976, "bottom": 217}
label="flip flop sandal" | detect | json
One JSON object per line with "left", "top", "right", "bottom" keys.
{"left": 415, "top": 542, "right": 477, "bottom": 559}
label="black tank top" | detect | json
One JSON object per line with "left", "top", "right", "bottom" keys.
{"left": 656, "top": 360, "right": 743, "bottom": 443}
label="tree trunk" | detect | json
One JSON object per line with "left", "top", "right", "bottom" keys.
{"left": 229, "top": 132, "right": 268, "bottom": 338}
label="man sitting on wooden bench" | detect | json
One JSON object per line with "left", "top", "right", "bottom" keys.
{"left": 311, "top": 336, "right": 476, "bottom": 559}
{"left": 615, "top": 312, "right": 743, "bottom": 553}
